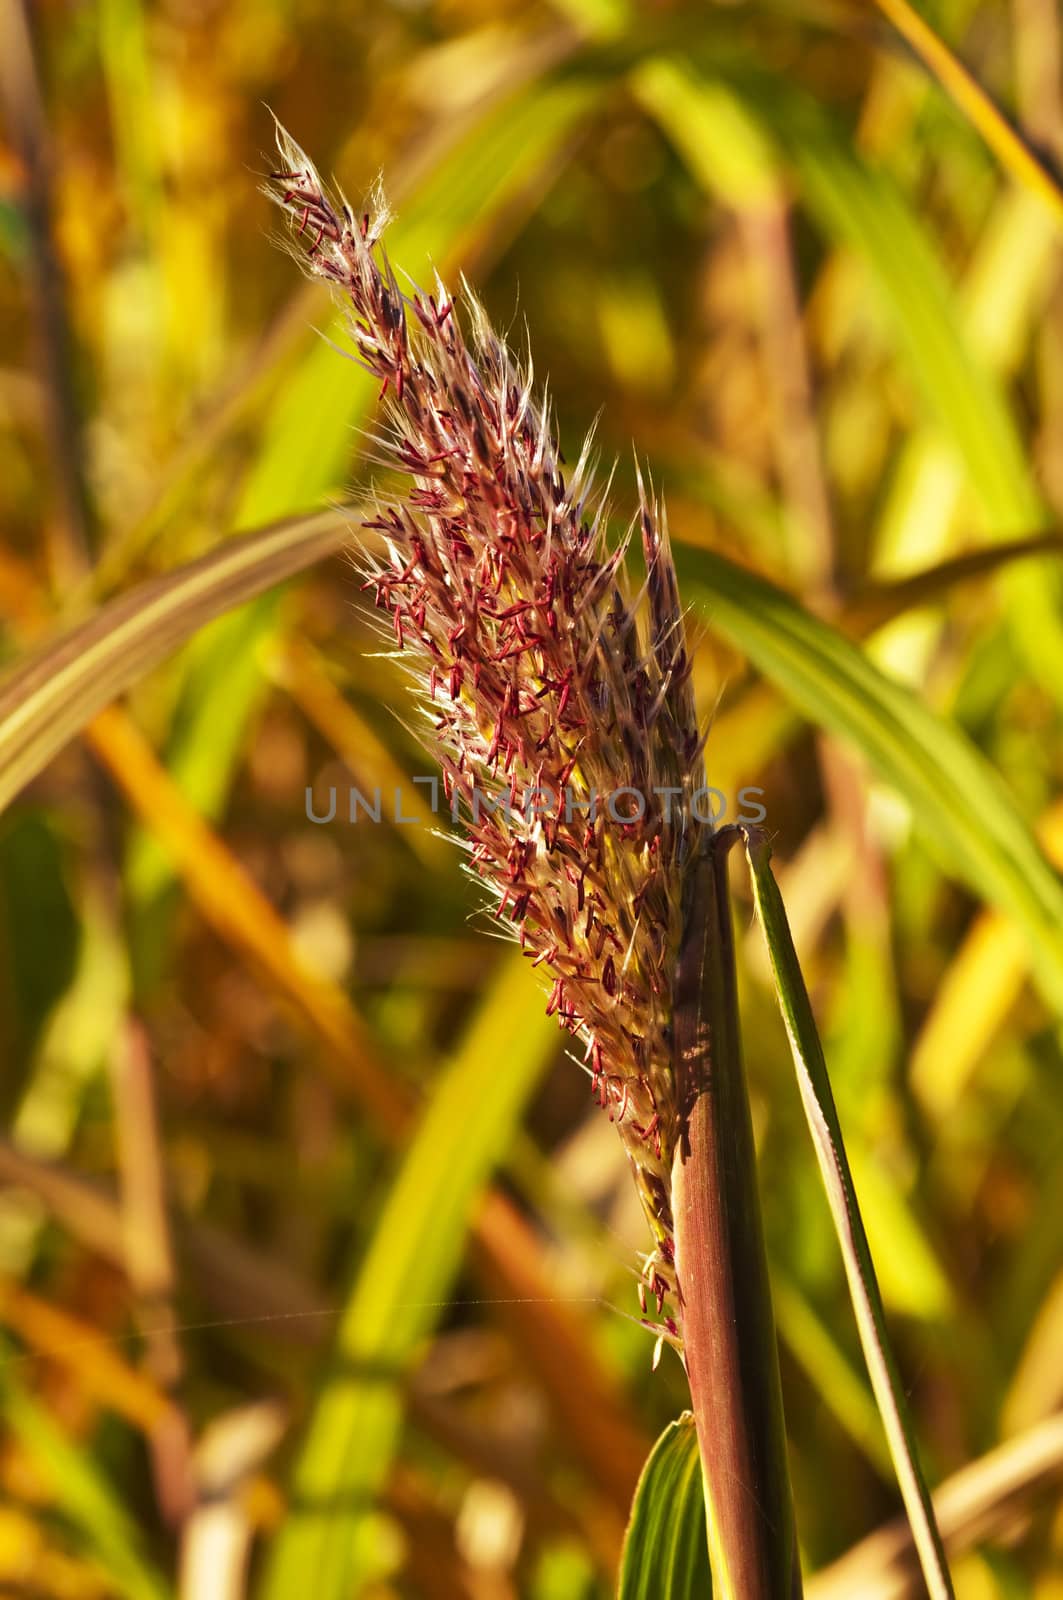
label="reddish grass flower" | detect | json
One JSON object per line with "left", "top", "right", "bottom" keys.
{"left": 268, "top": 127, "right": 707, "bottom": 1313}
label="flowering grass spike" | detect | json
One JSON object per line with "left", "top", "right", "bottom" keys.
{"left": 267, "top": 126, "right": 708, "bottom": 1327}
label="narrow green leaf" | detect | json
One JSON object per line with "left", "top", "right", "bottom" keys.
{"left": 676, "top": 545, "right": 1063, "bottom": 1014}
{"left": 617, "top": 1413, "right": 712, "bottom": 1600}
{"left": 260, "top": 953, "right": 558, "bottom": 1600}
{"left": 0, "top": 510, "right": 347, "bottom": 816}
{"left": 741, "top": 827, "right": 953, "bottom": 1600}
{"left": 1, "top": 1363, "right": 171, "bottom": 1600}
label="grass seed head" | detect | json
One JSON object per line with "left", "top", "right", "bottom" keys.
{"left": 268, "top": 127, "right": 708, "bottom": 1306}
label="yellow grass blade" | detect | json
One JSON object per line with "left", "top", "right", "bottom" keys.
{"left": 869, "top": 0, "right": 1063, "bottom": 226}
{"left": 0, "top": 510, "right": 349, "bottom": 814}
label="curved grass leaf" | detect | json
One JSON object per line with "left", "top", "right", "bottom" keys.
{"left": 617, "top": 1413, "right": 711, "bottom": 1600}
{"left": 741, "top": 828, "right": 953, "bottom": 1600}
{"left": 842, "top": 533, "right": 1063, "bottom": 634}
{"left": 0, "top": 510, "right": 347, "bottom": 816}
{"left": 675, "top": 545, "right": 1063, "bottom": 1013}
{"left": 260, "top": 953, "right": 558, "bottom": 1600}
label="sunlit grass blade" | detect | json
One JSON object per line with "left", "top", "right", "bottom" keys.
{"left": 676, "top": 545, "right": 1063, "bottom": 1013}
{"left": 1004, "top": 1271, "right": 1063, "bottom": 1435}
{"left": 260, "top": 953, "right": 558, "bottom": 1600}
{"left": 0, "top": 509, "right": 347, "bottom": 815}
{"left": 617, "top": 1414, "right": 712, "bottom": 1600}
{"left": 1, "top": 1359, "right": 172, "bottom": 1600}
{"left": 842, "top": 532, "right": 1063, "bottom": 634}
{"left": 910, "top": 795, "right": 1063, "bottom": 1118}
{"left": 868, "top": 186, "right": 1056, "bottom": 581}
{"left": 908, "top": 909, "right": 1028, "bottom": 1120}
{"left": 741, "top": 827, "right": 953, "bottom": 1600}
{"left": 868, "top": 0, "right": 1063, "bottom": 227}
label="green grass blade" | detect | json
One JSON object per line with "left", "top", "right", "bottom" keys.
{"left": 0, "top": 510, "right": 347, "bottom": 816}
{"left": 617, "top": 1413, "right": 712, "bottom": 1600}
{"left": 260, "top": 953, "right": 559, "bottom": 1600}
{"left": 1, "top": 1363, "right": 171, "bottom": 1600}
{"left": 740, "top": 827, "right": 953, "bottom": 1600}
{"left": 675, "top": 545, "right": 1063, "bottom": 1012}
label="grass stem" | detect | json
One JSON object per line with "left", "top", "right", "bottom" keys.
{"left": 672, "top": 829, "right": 800, "bottom": 1597}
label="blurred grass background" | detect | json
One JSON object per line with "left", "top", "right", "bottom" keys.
{"left": 2, "top": 0, "right": 1063, "bottom": 1594}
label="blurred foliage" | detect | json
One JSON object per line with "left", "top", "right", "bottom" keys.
{"left": 2, "top": 0, "right": 1063, "bottom": 1596}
